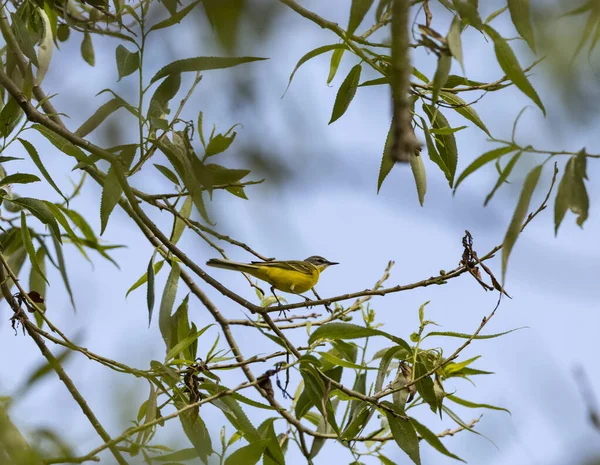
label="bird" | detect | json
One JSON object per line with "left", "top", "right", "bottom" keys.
{"left": 206, "top": 255, "right": 338, "bottom": 304}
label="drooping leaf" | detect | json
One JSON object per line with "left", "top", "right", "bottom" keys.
{"left": 327, "top": 48, "right": 345, "bottom": 84}
{"left": 29, "top": 246, "right": 46, "bottom": 327}
{"left": 422, "top": 106, "right": 458, "bottom": 187}
{"left": 507, "top": 0, "right": 536, "bottom": 52}
{"left": 127, "top": 260, "right": 165, "bottom": 297}
{"left": 454, "top": 146, "right": 516, "bottom": 190}
{"left": 502, "top": 164, "right": 543, "bottom": 282}
{"left": 410, "top": 417, "right": 465, "bottom": 462}
{"left": 81, "top": 32, "right": 95, "bottom": 66}
{"left": 410, "top": 151, "right": 427, "bottom": 206}
{"left": 329, "top": 64, "right": 362, "bottom": 124}
{"left": 431, "top": 53, "right": 452, "bottom": 106}
{"left": 348, "top": 0, "right": 376, "bottom": 35}
{"left": 284, "top": 44, "right": 347, "bottom": 94}
{"left": 100, "top": 162, "right": 124, "bottom": 235}
{"left": 439, "top": 92, "right": 491, "bottom": 137}
{"left": 148, "top": 73, "right": 182, "bottom": 122}
{"left": 52, "top": 232, "right": 75, "bottom": 309}
{"left": 12, "top": 197, "right": 61, "bottom": 241}
{"left": 10, "top": 13, "right": 38, "bottom": 67}
{"left": 115, "top": 45, "right": 140, "bottom": 80}
{"left": 484, "top": 151, "right": 522, "bottom": 206}
{"left": 447, "top": 16, "right": 464, "bottom": 71}
{"left": 33, "top": 124, "right": 90, "bottom": 164}
{"left": 224, "top": 439, "right": 270, "bottom": 465}
{"left": 377, "top": 119, "right": 395, "bottom": 192}
{"left": 21, "top": 212, "right": 47, "bottom": 285}
{"left": 75, "top": 98, "right": 130, "bottom": 137}
{"left": 554, "top": 151, "right": 589, "bottom": 234}
{"left": 150, "top": 56, "right": 267, "bottom": 84}
{"left": 18, "top": 139, "right": 68, "bottom": 203}
{"left": 382, "top": 401, "right": 420, "bottom": 465}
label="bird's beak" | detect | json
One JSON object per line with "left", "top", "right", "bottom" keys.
{"left": 327, "top": 261, "right": 339, "bottom": 266}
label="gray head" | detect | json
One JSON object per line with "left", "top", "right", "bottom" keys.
{"left": 304, "top": 255, "right": 339, "bottom": 271}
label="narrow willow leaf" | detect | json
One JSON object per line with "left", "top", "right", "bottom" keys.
{"left": 165, "top": 325, "right": 213, "bottom": 362}
{"left": 154, "top": 164, "right": 180, "bottom": 185}
{"left": 115, "top": 45, "right": 140, "bottom": 80}
{"left": 100, "top": 163, "right": 123, "bottom": 235}
{"left": 419, "top": 115, "right": 447, "bottom": 180}
{"left": 10, "top": 13, "right": 38, "bottom": 67}
{"left": 447, "top": 394, "right": 510, "bottom": 414}
{"left": 411, "top": 417, "right": 465, "bottom": 462}
{"left": 81, "top": 32, "right": 95, "bottom": 66}
{"left": 170, "top": 196, "right": 192, "bottom": 244}
{"left": 376, "top": 346, "right": 406, "bottom": 392}
{"left": 485, "top": 152, "right": 522, "bottom": 205}
{"left": 33, "top": 124, "right": 90, "bottom": 164}
{"left": 377, "top": 119, "right": 395, "bottom": 193}
{"left": 150, "top": 56, "right": 267, "bottom": 84}
{"left": 422, "top": 106, "right": 458, "bottom": 187}
{"left": 485, "top": 5, "right": 508, "bottom": 24}
{"left": 258, "top": 418, "right": 285, "bottom": 465}
{"left": 148, "top": 73, "right": 181, "bottom": 120}
{"left": 414, "top": 363, "right": 438, "bottom": 413}
{"left": 348, "top": 0, "right": 375, "bottom": 35}
{"left": 431, "top": 53, "right": 452, "bottom": 106}
{"left": 177, "top": 406, "right": 212, "bottom": 463}
{"left": 52, "top": 233, "right": 75, "bottom": 309}
{"left": 483, "top": 25, "right": 545, "bottom": 115}
{"left": 359, "top": 76, "right": 390, "bottom": 87}
{"left": 0, "top": 173, "right": 40, "bottom": 187}
{"left": 454, "top": 146, "right": 515, "bottom": 190}
{"left": 554, "top": 151, "right": 589, "bottom": 234}
{"left": 507, "top": 0, "right": 536, "bottom": 52}
{"left": 21, "top": 212, "right": 47, "bottom": 284}
{"left": 224, "top": 439, "right": 270, "bottom": 465}
{"left": 502, "top": 164, "right": 543, "bottom": 282}
{"left": 154, "top": 448, "right": 199, "bottom": 462}
{"left": 0, "top": 97, "right": 24, "bottom": 138}
{"left": 327, "top": 48, "right": 345, "bottom": 84}
{"left": 150, "top": 0, "right": 200, "bottom": 31}
{"left": 317, "top": 352, "right": 377, "bottom": 370}
{"left": 18, "top": 139, "right": 68, "bottom": 202}
{"left": 439, "top": 91, "right": 491, "bottom": 137}
{"left": 127, "top": 261, "right": 164, "bottom": 297}
{"left": 284, "top": 44, "right": 347, "bottom": 94}
{"left": 147, "top": 255, "right": 156, "bottom": 326}
{"left": 329, "top": 64, "right": 361, "bottom": 124}
{"left": 378, "top": 454, "right": 399, "bottom": 465}
{"left": 12, "top": 197, "right": 61, "bottom": 241}
{"left": 309, "top": 322, "right": 411, "bottom": 352}
{"left": 36, "top": 7, "right": 54, "bottom": 85}
{"left": 410, "top": 151, "right": 426, "bottom": 206}
{"left": 75, "top": 98, "right": 128, "bottom": 137}
{"left": 447, "top": 16, "right": 464, "bottom": 71}
{"left": 425, "top": 327, "right": 525, "bottom": 339}
{"left": 382, "top": 402, "right": 420, "bottom": 465}
{"left": 29, "top": 247, "right": 46, "bottom": 327}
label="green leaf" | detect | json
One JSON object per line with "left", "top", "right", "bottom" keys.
{"left": 0, "top": 96, "right": 24, "bottom": 138}
{"left": 382, "top": 402, "right": 420, "bottom": 465}
{"left": 115, "top": 45, "right": 140, "bottom": 80}
{"left": 18, "top": 139, "right": 68, "bottom": 203}
{"left": 485, "top": 6, "right": 508, "bottom": 24}
{"left": 52, "top": 232, "right": 75, "bottom": 308}
{"left": 554, "top": 151, "right": 589, "bottom": 234}
{"left": 439, "top": 91, "right": 491, "bottom": 137}
{"left": 177, "top": 407, "right": 212, "bottom": 464}
{"left": 411, "top": 417, "right": 465, "bottom": 462}
{"left": 317, "top": 352, "right": 377, "bottom": 370}
{"left": 507, "top": 0, "right": 536, "bottom": 52}
{"left": 299, "top": 363, "right": 339, "bottom": 433}
{"left": 21, "top": 212, "right": 47, "bottom": 286}
{"left": 483, "top": 25, "right": 545, "bottom": 115}
{"left": 502, "top": 164, "right": 543, "bottom": 282}
{"left": 431, "top": 53, "right": 452, "bottom": 106}
{"left": 0, "top": 173, "right": 40, "bottom": 187}
{"left": 75, "top": 98, "right": 129, "bottom": 138}
{"left": 447, "top": 17, "right": 464, "bottom": 71}
{"left": 327, "top": 48, "right": 345, "bottom": 85}
{"left": 285, "top": 44, "right": 347, "bottom": 94}
{"left": 410, "top": 151, "right": 426, "bottom": 206}
{"left": 154, "top": 164, "right": 180, "bottom": 185}
{"left": 258, "top": 418, "right": 285, "bottom": 465}
{"left": 378, "top": 455, "right": 399, "bottom": 465}
{"left": 150, "top": 1, "right": 200, "bottom": 31}
{"left": 165, "top": 325, "right": 213, "bottom": 362}
{"left": 10, "top": 13, "right": 38, "bottom": 67}
{"left": 348, "top": 0, "right": 375, "bottom": 35}
{"left": 154, "top": 448, "right": 199, "bottom": 462}
{"left": 454, "top": 146, "right": 515, "bottom": 190}
{"left": 484, "top": 152, "right": 521, "bottom": 205}
{"left": 329, "top": 64, "right": 361, "bottom": 124}
{"left": 127, "top": 260, "right": 164, "bottom": 297}
{"left": 224, "top": 439, "right": 270, "bottom": 465}
{"left": 147, "top": 255, "right": 157, "bottom": 327}
{"left": 205, "top": 133, "right": 236, "bottom": 157}
{"left": 99, "top": 163, "right": 123, "bottom": 235}
{"left": 309, "top": 322, "right": 411, "bottom": 352}
{"left": 359, "top": 76, "right": 390, "bottom": 87}
{"left": 150, "top": 56, "right": 267, "bottom": 84}
{"left": 425, "top": 327, "right": 525, "bottom": 340}
{"left": 33, "top": 124, "right": 90, "bottom": 164}
{"left": 29, "top": 246, "right": 46, "bottom": 327}
{"left": 447, "top": 394, "right": 510, "bottom": 414}
{"left": 413, "top": 363, "right": 438, "bottom": 413}
{"left": 81, "top": 32, "right": 95, "bottom": 66}
{"left": 12, "top": 197, "right": 61, "bottom": 241}
{"left": 377, "top": 119, "right": 395, "bottom": 193}
{"left": 422, "top": 106, "right": 458, "bottom": 187}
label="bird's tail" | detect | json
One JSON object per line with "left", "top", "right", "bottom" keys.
{"left": 206, "top": 258, "right": 258, "bottom": 272}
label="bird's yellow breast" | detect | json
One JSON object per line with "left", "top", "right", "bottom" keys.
{"left": 257, "top": 266, "right": 320, "bottom": 294}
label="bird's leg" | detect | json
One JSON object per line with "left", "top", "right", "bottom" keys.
{"left": 270, "top": 286, "right": 286, "bottom": 317}
{"left": 312, "top": 288, "right": 332, "bottom": 314}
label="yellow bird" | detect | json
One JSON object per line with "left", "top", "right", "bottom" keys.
{"left": 206, "top": 255, "right": 338, "bottom": 299}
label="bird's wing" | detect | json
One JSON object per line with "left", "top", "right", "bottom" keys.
{"left": 251, "top": 260, "right": 315, "bottom": 274}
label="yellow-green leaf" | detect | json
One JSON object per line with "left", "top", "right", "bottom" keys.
{"left": 507, "top": 0, "right": 536, "bottom": 52}
{"left": 329, "top": 64, "right": 361, "bottom": 124}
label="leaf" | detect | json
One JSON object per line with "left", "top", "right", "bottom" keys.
{"left": 115, "top": 45, "right": 140, "bottom": 80}
{"left": 439, "top": 92, "right": 491, "bottom": 137}
{"left": 382, "top": 402, "right": 421, "bottom": 465}
{"left": 29, "top": 246, "right": 46, "bottom": 327}
{"left": 447, "top": 17, "right": 464, "bottom": 71}
{"left": 154, "top": 164, "right": 180, "bottom": 185}
{"left": 431, "top": 53, "right": 452, "bottom": 106}
{"left": 414, "top": 363, "right": 438, "bottom": 413}
{"left": 81, "top": 32, "right": 95, "bottom": 66}
{"left": 21, "top": 212, "right": 48, "bottom": 286}
{"left": 410, "top": 417, "right": 465, "bottom": 462}
{"left": 150, "top": 56, "right": 267, "bottom": 84}
{"left": 454, "top": 146, "right": 515, "bottom": 190}
{"left": 327, "top": 48, "right": 345, "bottom": 85}
{"left": 127, "top": 261, "right": 165, "bottom": 297}
{"left": 285, "top": 44, "right": 347, "bottom": 94}
{"left": 150, "top": 1, "right": 200, "bottom": 31}
{"left": 0, "top": 96, "right": 24, "bottom": 138}
{"left": 309, "top": 322, "right": 411, "bottom": 352}
{"left": 12, "top": 197, "right": 61, "bottom": 240}
{"left": 52, "top": 232, "right": 75, "bottom": 309}
{"left": 18, "top": 139, "right": 67, "bottom": 203}
{"left": 36, "top": 8, "right": 54, "bottom": 86}
{"left": 507, "top": 0, "right": 536, "bottom": 52}
{"left": 146, "top": 255, "right": 157, "bottom": 327}
{"left": 258, "top": 418, "right": 285, "bottom": 465}
{"left": 422, "top": 106, "right": 458, "bottom": 187}
{"left": 377, "top": 119, "right": 395, "bottom": 192}
{"left": 100, "top": 163, "right": 123, "bottom": 235}
{"left": 502, "top": 164, "right": 543, "bottom": 282}
{"left": 348, "top": 0, "right": 375, "bottom": 35}
{"left": 10, "top": 13, "right": 38, "bottom": 67}
{"left": 483, "top": 25, "right": 545, "bottom": 115}
{"left": 447, "top": 394, "right": 510, "bottom": 414}
{"left": 205, "top": 133, "right": 236, "bottom": 157}
{"left": 329, "top": 64, "right": 361, "bottom": 124}
{"left": 154, "top": 448, "right": 199, "bottom": 462}
{"left": 0, "top": 173, "right": 40, "bottom": 188}
{"left": 410, "top": 151, "right": 427, "bottom": 206}
{"left": 425, "top": 327, "right": 524, "bottom": 340}
{"left": 484, "top": 152, "right": 521, "bottom": 205}
{"left": 165, "top": 325, "right": 213, "bottom": 362}
{"left": 32, "top": 125, "right": 90, "bottom": 164}
{"left": 75, "top": 98, "right": 129, "bottom": 137}
{"left": 224, "top": 439, "right": 270, "bottom": 465}
{"left": 317, "top": 352, "right": 377, "bottom": 370}
{"left": 554, "top": 151, "right": 589, "bottom": 234}
{"left": 485, "top": 5, "right": 508, "bottom": 24}
{"left": 148, "top": 73, "right": 181, "bottom": 120}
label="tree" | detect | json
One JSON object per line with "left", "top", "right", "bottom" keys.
{"left": 0, "top": 1, "right": 598, "bottom": 464}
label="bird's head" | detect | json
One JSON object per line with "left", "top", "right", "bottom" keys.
{"left": 304, "top": 255, "right": 339, "bottom": 271}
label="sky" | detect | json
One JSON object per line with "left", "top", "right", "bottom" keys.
{"left": 1, "top": 1, "right": 600, "bottom": 464}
